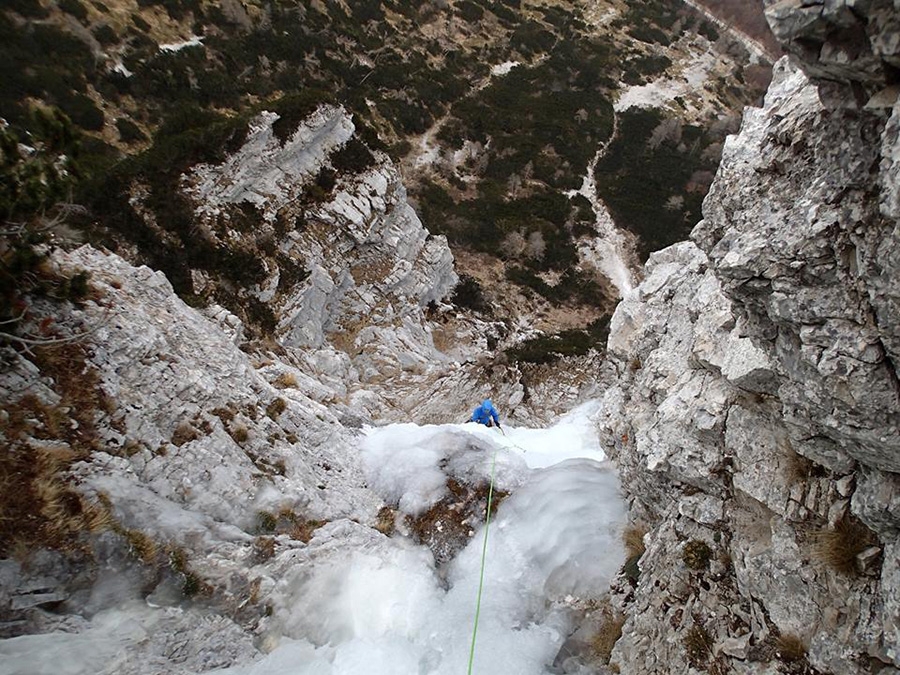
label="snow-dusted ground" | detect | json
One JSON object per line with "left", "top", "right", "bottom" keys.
{"left": 614, "top": 49, "right": 720, "bottom": 115}
{"left": 571, "top": 142, "right": 637, "bottom": 299}
{"left": 0, "top": 404, "right": 626, "bottom": 675}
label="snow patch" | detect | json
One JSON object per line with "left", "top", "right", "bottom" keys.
{"left": 159, "top": 36, "right": 205, "bottom": 52}
{"left": 615, "top": 50, "right": 718, "bottom": 113}
{"left": 490, "top": 61, "right": 520, "bottom": 76}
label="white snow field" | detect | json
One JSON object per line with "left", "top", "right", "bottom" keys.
{"left": 0, "top": 404, "right": 627, "bottom": 675}
{"left": 222, "top": 402, "right": 627, "bottom": 675}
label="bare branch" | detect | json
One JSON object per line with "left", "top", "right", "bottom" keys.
{"left": 0, "top": 311, "right": 114, "bottom": 348}
{"left": 0, "top": 311, "right": 26, "bottom": 326}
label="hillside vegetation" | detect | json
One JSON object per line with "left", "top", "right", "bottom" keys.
{"left": 1, "top": 0, "right": 772, "bottom": 362}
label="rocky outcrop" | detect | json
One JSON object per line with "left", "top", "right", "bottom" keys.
{"left": 764, "top": 0, "right": 900, "bottom": 93}
{"left": 602, "top": 12, "right": 900, "bottom": 673}
{"left": 184, "top": 105, "right": 458, "bottom": 384}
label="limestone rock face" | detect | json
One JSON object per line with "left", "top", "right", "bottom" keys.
{"left": 697, "top": 58, "right": 899, "bottom": 474}
{"left": 603, "top": 54, "right": 900, "bottom": 674}
{"left": 764, "top": 0, "right": 900, "bottom": 89}
{"left": 187, "top": 105, "right": 458, "bottom": 377}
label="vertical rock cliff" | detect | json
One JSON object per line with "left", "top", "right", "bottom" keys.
{"left": 603, "top": 3, "right": 900, "bottom": 673}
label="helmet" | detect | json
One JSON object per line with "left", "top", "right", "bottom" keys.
{"left": 483, "top": 399, "right": 492, "bottom": 409}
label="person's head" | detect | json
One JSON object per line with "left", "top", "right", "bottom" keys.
{"left": 482, "top": 398, "right": 493, "bottom": 410}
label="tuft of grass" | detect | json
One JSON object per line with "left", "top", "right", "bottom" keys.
{"left": 124, "top": 528, "right": 159, "bottom": 563}
{"left": 255, "top": 510, "right": 277, "bottom": 534}
{"left": 623, "top": 523, "right": 647, "bottom": 559}
{"left": 171, "top": 421, "right": 199, "bottom": 447}
{"left": 266, "top": 397, "right": 287, "bottom": 420}
{"left": 254, "top": 508, "right": 325, "bottom": 542}
{"left": 212, "top": 406, "right": 236, "bottom": 424}
{"left": 683, "top": 624, "right": 713, "bottom": 669}
{"left": 590, "top": 602, "right": 625, "bottom": 664}
{"left": 683, "top": 539, "right": 712, "bottom": 571}
{"left": 274, "top": 372, "right": 298, "bottom": 389}
{"left": 252, "top": 536, "right": 276, "bottom": 563}
{"left": 168, "top": 545, "right": 189, "bottom": 574}
{"left": 0, "top": 385, "right": 114, "bottom": 557}
{"left": 277, "top": 507, "right": 325, "bottom": 543}
{"left": 374, "top": 506, "right": 396, "bottom": 536}
{"left": 775, "top": 633, "right": 807, "bottom": 663}
{"left": 229, "top": 425, "right": 249, "bottom": 444}
{"left": 163, "top": 544, "right": 212, "bottom": 598}
{"left": 812, "top": 516, "right": 878, "bottom": 576}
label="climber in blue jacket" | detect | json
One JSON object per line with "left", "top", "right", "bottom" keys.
{"left": 469, "top": 398, "right": 501, "bottom": 428}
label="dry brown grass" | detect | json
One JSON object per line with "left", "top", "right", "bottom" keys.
{"left": 212, "top": 406, "right": 236, "bottom": 424}
{"left": 785, "top": 450, "right": 813, "bottom": 484}
{"left": 683, "top": 539, "right": 713, "bottom": 571}
{"left": 255, "top": 508, "right": 326, "bottom": 543}
{"left": 775, "top": 633, "right": 807, "bottom": 662}
{"left": 124, "top": 528, "right": 159, "bottom": 563}
{"left": 277, "top": 507, "right": 325, "bottom": 543}
{"left": 812, "top": 516, "right": 878, "bottom": 576}
{"left": 252, "top": 536, "right": 276, "bottom": 563}
{"left": 30, "top": 342, "right": 111, "bottom": 450}
{"left": 1, "top": 385, "right": 115, "bottom": 557}
{"left": 374, "top": 506, "right": 397, "bottom": 536}
{"left": 684, "top": 624, "right": 713, "bottom": 669}
{"left": 405, "top": 479, "right": 509, "bottom": 565}
{"left": 431, "top": 326, "right": 456, "bottom": 354}
{"left": 274, "top": 372, "right": 298, "bottom": 388}
{"left": 327, "top": 325, "right": 361, "bottom": 356}
{"left": 229, "top": 424, "right": 249, "bottom": 444}
{"left": 266, "top": 397, "right": 287, "bottom": 420}
{"left": 171, "top": 421, "right": 199, "bottom": 447}
{"left": 349, "top": 255, "right": 395, "bottom": 285}
{"left": 590, "top": 602, "right": 626, "bottom": 664}
{"left": 622, "top": 523, "right": 647, "bottom": 558}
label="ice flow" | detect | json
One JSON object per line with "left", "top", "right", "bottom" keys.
{"left": 226, "top": 402, "right": 627, "bottom": 675}
{"left": 0, "top": 404, "right": 627, "bottom": 675}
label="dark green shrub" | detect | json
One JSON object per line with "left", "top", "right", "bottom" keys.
{"left": 594, "top": 108, "right": 717, "bottom": 260}
{"left": 132, "top": 15, "right": 151, "bottom": 32}
{"left": 450, "top": 275, "right": 491, "bottom": 315}
{"left": 331, "top": 138, "right": 375, "bottom": 175}
{"left": 269, "top": 90, "right": 335, "bottom": 145}
{"left": 698, "top": 20, "right": 719, "bottom": 42}
{"left": 457, "top": 1, "right": 484, "bottom": 22}
{"left": 6, "top": 0, "right": 48, "bottom": 17}
{"left": 93, "top": 24, "right": 118, "bottom": 46}
{"left": 505, "top": 318, "right": 609, "bottom": 364}
{"left": 622, "top": 553, "right": 641, "bottom": 585}
{"left": 59, "top": 92, "right": 105, "bottom": 131}
{"left": 350, "top": 0, "right": 383, "bottom": 22}
{"left": 627, "top": 24, "right": 670, "bottom": 45}
{"left": 116, "top": 118, "right": 146, "bottom": 143}
{"left": 59, "top": 0, "right": 89, "bottom": 21}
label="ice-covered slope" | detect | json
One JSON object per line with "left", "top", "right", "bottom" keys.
{"left": 0, "top": 406, "right": 625, "bottom": 675}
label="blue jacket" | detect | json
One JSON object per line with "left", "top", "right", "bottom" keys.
{"left": 470, "top": 399, "right": 500, "bottom": 426}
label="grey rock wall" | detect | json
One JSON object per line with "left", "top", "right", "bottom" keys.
{"left": 603, "top": 5, "right": 900, "bottom": 670}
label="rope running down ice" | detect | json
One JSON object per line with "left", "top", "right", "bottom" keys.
{"left": 465, "top": 448, "right": 498, "bottom": 674}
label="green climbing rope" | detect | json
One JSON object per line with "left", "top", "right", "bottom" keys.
{"left": 466, "top": 449, "right": 498, "bottom": 675}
